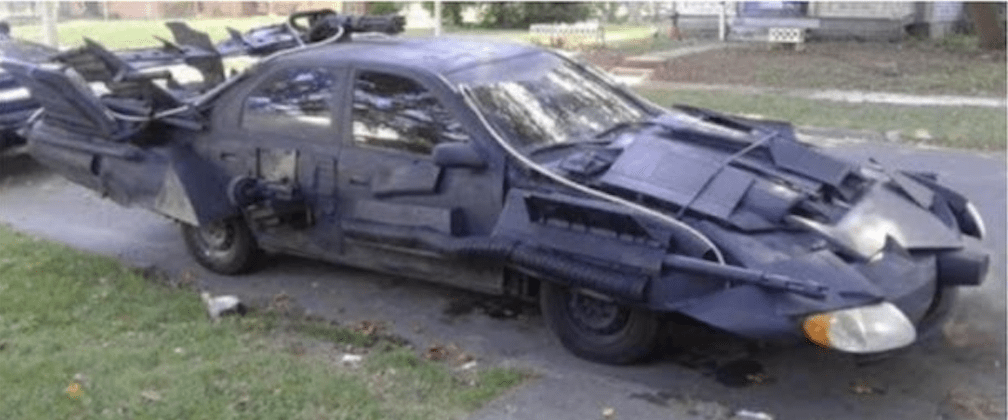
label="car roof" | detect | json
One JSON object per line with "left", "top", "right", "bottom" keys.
{"left": 285, "top": 36, "right": 544, "bottom": 77}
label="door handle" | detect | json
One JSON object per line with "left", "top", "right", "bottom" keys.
{"left": 219, "top": 152, "right": 238, "bottom": 162}
{"left": 349, "top": 175, "right": 370, "bottom": 185}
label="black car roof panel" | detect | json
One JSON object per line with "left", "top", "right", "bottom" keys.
{"left": 304, "top": 37, "right": 541, "bottom": 76}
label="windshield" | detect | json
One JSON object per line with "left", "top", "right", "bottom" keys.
{"left": 467, "top": 60, "right": 650, "bottom": 149}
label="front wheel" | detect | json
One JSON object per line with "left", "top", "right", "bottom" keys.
{"left": 540, "top": 282, "right": 660, "bottom": 365}
{"left": 180, "top": 217, "right": 259, "bottom": 275}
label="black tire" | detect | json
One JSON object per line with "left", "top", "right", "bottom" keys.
{"left": 180, "top": 217, "right": 259, "bottom": 275}
{"left": 916, "top": 286, "right": 960, "bottom": 340}
{"left": 539, "top": 281, "right": 660, "bottom": 365}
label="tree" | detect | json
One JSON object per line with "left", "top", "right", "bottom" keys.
{"left": 368, "top": 2, "right": 404, "bottom": 15}
{"left": 965, "top": 2, "right": 1006, "bottom": 50}
{"left": 422, "top": 2, "right": 467, "bottom": 27}
{"left": 593, "top": 2, "right": 624, "bottom": 25}
{"left": 480, "top": 2, "right": 594, "bottom": 29}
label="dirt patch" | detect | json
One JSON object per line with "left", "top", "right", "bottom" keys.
{"left": 586, "top": 41, "right": 1006, "bottom": 96}
{"left": 581, "top": 49, "right": 626, "bottom": 69}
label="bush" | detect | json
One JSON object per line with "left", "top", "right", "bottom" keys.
{"left": 480, "top": 2, "right": 594, "bottom": 29}
{"left": 368, "top": 2, "right": 403, "bottom": 16}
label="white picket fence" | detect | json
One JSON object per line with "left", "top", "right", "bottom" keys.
{"left": 529, "top": 22, "right": 605, "bottom": 48}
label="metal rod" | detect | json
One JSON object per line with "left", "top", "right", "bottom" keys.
{"left": 663, "top": 254, "right": 827, "bottom": 298}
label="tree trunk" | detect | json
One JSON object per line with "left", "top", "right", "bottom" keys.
{"left": 965, "top": 2, "right": 1006, "bottom": 50}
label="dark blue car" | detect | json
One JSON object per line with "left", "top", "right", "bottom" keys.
{"left": 3, "top": 12, "right": 988, "bottom": 364}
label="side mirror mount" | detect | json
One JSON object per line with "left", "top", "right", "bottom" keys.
{"left": 432, "top": 142, "right": 486, "bottom": 169}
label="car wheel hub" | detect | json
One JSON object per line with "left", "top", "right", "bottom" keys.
{"left": 198, "top": 222, "right": 234, "bottom": 250}
{"left": 567, "top": 290, "right": 630, "bottom": 334}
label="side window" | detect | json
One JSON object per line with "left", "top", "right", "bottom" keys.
{"left": 352, "top": 71, "right": 469, "bottom": 155}
{"left": 241, "top": 67, "right": 336, "bottom": 135}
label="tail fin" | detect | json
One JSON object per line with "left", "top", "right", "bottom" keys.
{"left": 165, "top": 21, "right": 225, "bottom": 86}
{"left": 0, "top": 58, "right": 122, "bottom": 139}
{"left": 57, "top": 39, "right": 183, "bottom": 110}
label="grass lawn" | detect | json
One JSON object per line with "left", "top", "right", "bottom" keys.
{"left": 0, "top": 225, "right": 525, "bottom": 419}
{"left": 637, "top": 88, "right": 1007, "bottom": 150}
{"left": 644, "top": 38, "right": 1006, "bottom": 97}
{"left": 17, "top": 17, "right": 280, "bottom": 49}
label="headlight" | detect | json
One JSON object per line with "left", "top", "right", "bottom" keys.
{"left": 802, "top": 302, "right": 916, "bottom": 353}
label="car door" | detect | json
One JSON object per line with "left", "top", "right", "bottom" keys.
{"left": 199, "top": 61, "right": 348, "bottom": 257}
{"left": 334, "top": 67, "right": 506, "bottom": 293}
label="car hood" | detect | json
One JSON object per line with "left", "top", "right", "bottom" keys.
{"left": 552, "top": 111, "right": 966, "bottom": 260}
{"left": 531, "top": 110, "right": 988, "bottom": 337}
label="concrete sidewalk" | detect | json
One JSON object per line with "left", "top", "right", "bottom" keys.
{"left": 639, "top": 80, "right": 1007, "bottom": 108}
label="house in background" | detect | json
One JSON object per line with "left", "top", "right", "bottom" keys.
{"left": 667, "top": 1, "right": 968, "bottom": 41}
{"left": 6, "top": 1, "right": 975, "bottom": 42}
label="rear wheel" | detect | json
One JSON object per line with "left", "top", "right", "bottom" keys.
{"left": 180, "top": 217, "right": 258, "bottom": 275}
{"left": 539, "top": 281, "right": 660, "bottom": 365}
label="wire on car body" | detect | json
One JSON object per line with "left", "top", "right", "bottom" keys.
{"left": 458, "top": 84, "right": 726, "bottom": 264}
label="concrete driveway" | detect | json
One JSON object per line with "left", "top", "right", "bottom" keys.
{"left": 1, "top": 138, "right": 1004, "bottom": 420}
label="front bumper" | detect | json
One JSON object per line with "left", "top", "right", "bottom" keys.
{"left": 666, "top": 242, "right": 985, "bottom": 353}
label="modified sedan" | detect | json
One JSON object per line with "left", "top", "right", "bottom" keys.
{"left": 3, "top": 12, "right": 988, "bottom": 364}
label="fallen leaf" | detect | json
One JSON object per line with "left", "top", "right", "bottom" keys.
{"left": 66, "top": 382, "right": 83, "bottom": 399}
{"left": 426, "top": 344, "right": 449, "bottom": 361}
{"left": 454, "top": 351, "right": 474, "bottom": 365}
{"left": 271, "top": 292, "right": 291, "bottom": 313}
{"left": 176, "top": 270, "right": 197, "bottom": 287}
{"left": 353, "top": 320, "right": 384, "bottom": 336}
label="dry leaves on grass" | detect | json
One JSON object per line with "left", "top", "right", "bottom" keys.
{"left": 270, "top": 291, "right": 291, "bottom": 314}
{"left": 174, "top": 269, "right": 197, "bottom": 288}
{"left": 424, "top": 342, "right": 474, "bottom": 365}
{"left": 352, "top": 320, "right": 386, "bottom": 336}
